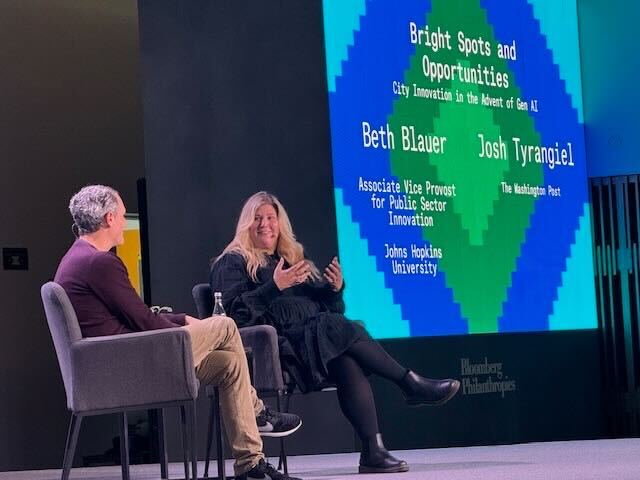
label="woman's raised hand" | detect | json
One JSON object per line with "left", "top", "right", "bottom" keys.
{"left": 273, "top": 258, "right": 312, "bottom": 290}
{"left": 324, "top": 257, "right": 343, "bottom": 292}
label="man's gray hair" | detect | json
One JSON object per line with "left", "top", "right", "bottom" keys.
{"left": 69, "top": 185, "right": 120, "bottom": 236}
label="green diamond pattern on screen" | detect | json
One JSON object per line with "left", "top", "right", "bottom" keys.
{"left": 387, "top": 0, "right": 544, "bottom": 333}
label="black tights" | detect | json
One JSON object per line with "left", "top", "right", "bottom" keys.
{"left": 326, "top": 339, "right": 407, "bottom": 441}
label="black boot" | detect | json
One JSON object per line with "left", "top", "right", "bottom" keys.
{"left": 400, "top": 370, "right": 460, "bottom": 406}
{"left": 359, "top": 433, "right": 409, "bottom": 474}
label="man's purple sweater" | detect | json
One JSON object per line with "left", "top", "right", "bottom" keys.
{"left": 55, "top": 238, "right": 185, "bottom": 337}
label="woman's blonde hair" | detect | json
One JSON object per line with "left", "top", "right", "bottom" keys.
{"left": 218, "top": 191, "right": 319, "bottom": 281}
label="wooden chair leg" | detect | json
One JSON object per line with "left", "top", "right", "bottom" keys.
{"left": 180, "top": 405, "right": 190, "bottom": 480}
{"left": 119, "top": 412, "right": 130, "bottom": 480}
{"left": 61, "top": 413, "right": 82, "bottom": 480}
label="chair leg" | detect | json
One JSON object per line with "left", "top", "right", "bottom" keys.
{"left": 119, "top": 412, "right": 130, "bottom": 480}
{"left": 214, "top": 387, "right": 226, "bottom": 480}
{"left": 180, "top": 405, "right": 190, "bottom": 480}
{"left": 276, "top": 391, "right": 288, "bottom": 475}
{"left": 204, "top": 394, "right": 215, "bottom": 478}
{"left": 283, "top": 390, "right": 291, "bottom": 413}
{"left": 189, "top": 401, "right": 198, "bottom": 480}
{"left": 158, "top": 409, "right": 169, "bottom": 479}
{"left": 61, "top": 413, "right": 82, "bottom": 480}
{"left": 282, "top": 393, "right": 291, "bottom": 474}
{"left": 277, "top": 392, "right": 283, "bottom": 471}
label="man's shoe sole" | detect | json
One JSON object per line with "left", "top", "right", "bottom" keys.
{"left": 359, "top": 463, "right": 410, "bottom": 474}
{"left": 406, "top": 379, "right": 461, "bottom": 407}
{"left": 259, "top": 419, "right": 302, "bottom": 437}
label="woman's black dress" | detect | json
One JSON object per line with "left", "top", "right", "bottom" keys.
{"left": 209, "top": 252, "right": 371, "bottom": 392}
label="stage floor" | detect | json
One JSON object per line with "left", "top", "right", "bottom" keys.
{"left": 2, "top": 438, "right": 639, "bottom": 480}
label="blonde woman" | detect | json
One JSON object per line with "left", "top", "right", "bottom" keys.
{"left": 210, "top": 191, "right": 460, "bottom": 474}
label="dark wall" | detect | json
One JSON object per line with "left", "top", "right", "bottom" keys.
{"left": 138, "top": 0, "right": 336, "bottom": 307}
{"left": 0, "top": 0, "right": 145, "bottom": 470}
{"left": 138, "top": 0, "right": 606, "bottom": 457}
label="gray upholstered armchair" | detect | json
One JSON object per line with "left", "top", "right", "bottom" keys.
{"left": 41, "top": 281, "right": 200, "bottom": 480}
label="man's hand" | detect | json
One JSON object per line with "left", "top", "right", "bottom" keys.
{"left": 273, "top": 258, "right": 312, "bottom": 290}
{"left": 324, "top": 257, "right": 343, "bottom": 292}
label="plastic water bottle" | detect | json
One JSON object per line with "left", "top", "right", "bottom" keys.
{"left": 212, "top": 291, "right": 226, "bottom": 316}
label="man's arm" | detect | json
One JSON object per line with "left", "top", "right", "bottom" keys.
{"left": 89, "top": 252, "right": 186, "bottom": 331}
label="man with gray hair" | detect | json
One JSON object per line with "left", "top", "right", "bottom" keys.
{"left": 54, "top": 184, "right": 302, "bottom": 480}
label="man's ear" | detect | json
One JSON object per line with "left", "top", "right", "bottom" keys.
{"left": 104, "top": 211, "right": 114, "bottom": 227}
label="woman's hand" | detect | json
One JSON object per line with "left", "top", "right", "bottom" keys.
{"left": 324, "top": 257, "right": 343, "bottom": 292}
{"left": 273, "top": 258, "right": 312, "bottom": 290}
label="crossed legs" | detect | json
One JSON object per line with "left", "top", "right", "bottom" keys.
{"left": 184, "top": 316, "right": 265, "bottom": 476}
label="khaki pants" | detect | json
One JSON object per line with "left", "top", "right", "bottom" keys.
{"left": 184, "top": 316, "right": 265, "bottom": 475}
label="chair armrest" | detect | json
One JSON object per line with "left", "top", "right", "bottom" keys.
{"left": 239, "top": 325, "right": 285, "bottom": 392}
{"left": 69, "top": 328, "right": 199, "bottom": 413}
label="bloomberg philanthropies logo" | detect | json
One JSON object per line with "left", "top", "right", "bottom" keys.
{"left": 460, "top": 357, "right": 517, "bottom": 398}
